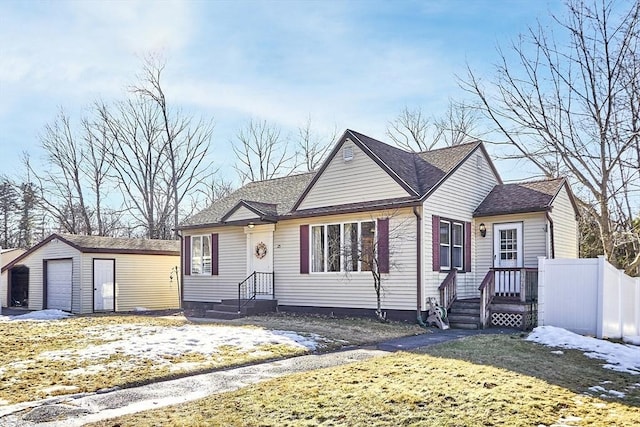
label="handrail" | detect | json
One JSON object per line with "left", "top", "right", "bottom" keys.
{"left": 478, "top": 270, "right": 495, "bottom": 328}
{"left": 238, "top": 271, "right": 274, "bottom": 312}
{"left": 491, "top": 267, "right": 538, "bottom": 300}
{"left": 438, "top": 269, "right": 457, "bottom": 310}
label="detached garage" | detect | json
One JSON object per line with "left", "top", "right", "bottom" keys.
{"left": 1, "top": 234, "right": 181, "bottom": 314}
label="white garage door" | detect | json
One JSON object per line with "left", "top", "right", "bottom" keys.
{"left": 47, "top": 259, "right": 72, "bottom": 311}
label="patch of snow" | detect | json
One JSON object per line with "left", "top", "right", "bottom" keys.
{"left": 607, "top": 389, "right": 626, "bottom": 398}
{"left": 3, "top": 309, "right": 73, "bottom": 321}
{"left": 40, "top": 324, "right": 319, "bottom": 368}
{"left": 550, "top": 350, "right": 564, "bottom": 355}
{"left": 134, "top": 307, "right": 149, "bottom": 312}
{"left": 527, "top": 326, "right": 640, "bottom": 375}
{"left": 623, "top": 336, "right": 640, "bottom": 346}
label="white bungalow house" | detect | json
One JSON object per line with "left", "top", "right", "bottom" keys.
{"left": 1, "top": 234, "right": 181, "bottom": 314}
{"left": 177, "top": 130, "right": 579, "bottom": 328}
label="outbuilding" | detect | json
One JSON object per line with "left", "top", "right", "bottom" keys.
{"left": 1, "top": 234, "right": 181, "bottom": 313}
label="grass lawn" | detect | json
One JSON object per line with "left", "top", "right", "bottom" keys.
{"left": 0, "top": 312, "right": 423, "bottom": 405}
{"left": 90, "top": 334, "right": 640, "bottom": 427}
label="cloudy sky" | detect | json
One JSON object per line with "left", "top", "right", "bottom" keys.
{"left": 0, "top": 0, "right": 562, "bottom": 183}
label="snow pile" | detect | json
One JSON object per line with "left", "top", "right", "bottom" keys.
{"left": 623, "top": 336, "right": 640, "bottom": 346}
{"left": 0, "top": 309, "right": 73, "bottom": 321}
{"left": 41, "top": 323, "right": 319, "bottom": 367}
{"left": 527, "top": 326, "right": 640, "bottom": 375}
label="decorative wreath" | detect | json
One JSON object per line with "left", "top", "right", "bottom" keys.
{"left": 255, "top": 241, "right": 268, "bottom": 259}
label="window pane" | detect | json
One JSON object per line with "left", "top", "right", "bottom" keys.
{"left": 191, "top": 236, "right": 202, "bottom": 274}
{"left": 440, "top": 222, "right": 450, "bottom": 245}
{"left": 202, "top": 235, "right": 211, "bottom": 274}
{"left": 453, "top": 247, "right": 463, "bottom": 269}
{"left": 361, "top": 221, "right": 375, "bottom": 271}
{"left": 327, "top": 224, "right": 341, "bottom": 272}
{"left": 311, "top": 226, "right": 325, "bottom": 272}
{"left": 344, "top": 223, "right": 358, "bottom": 272}
{"left": 440, "top": 245, "right": 450, "bottom": 268}
{"left": 453, "top": 223, "right": 463, "bottom": 246}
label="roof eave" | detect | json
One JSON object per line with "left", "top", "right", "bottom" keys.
{"left": 473, "top": 206, "right": 551, "bottom": 218}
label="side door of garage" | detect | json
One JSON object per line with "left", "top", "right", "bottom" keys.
{"left": 93, "top": 259, "right": 115, "bottom": 312}
{"left": 46, "top": 259, "right": 72, "bottom": 311}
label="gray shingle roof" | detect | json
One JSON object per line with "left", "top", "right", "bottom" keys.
{"left": 473, "top": 178, "right": 566, "bottom": 217}
{"left": 179, "top": 172, "right": 316, "bottom": 228}
{"left": 350, "top": 130, "right": 481, "bottom": 195}
{"left": 57, "top": 233, "right": 180, "bottom": 254}
{"left": 180, "top": 131, "right": 491, "bottom": 228}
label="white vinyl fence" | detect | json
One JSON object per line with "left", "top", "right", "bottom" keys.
{"left": 538, "top": 256, "right": 640, "bottom": 339}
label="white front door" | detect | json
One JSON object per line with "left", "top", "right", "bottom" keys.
{"left": 94, "top": 259, "right": 115, "bottom": 312}
{"left": 248, "top": 230, "right": 273, "bottom": 274}
{"left": 493, "top": 223, "right": 523, "bottom": 296}
{"left": 246, "top": 227, "right": 274, "bottom": 300}
{"left": 47, "top": 259, "right": 72, "bottom": 311}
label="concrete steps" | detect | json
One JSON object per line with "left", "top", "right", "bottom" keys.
{"left": 205, "top": 299, "right": 277, "bottom": 320}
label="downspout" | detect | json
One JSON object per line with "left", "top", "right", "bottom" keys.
{"left": 413, "top": 206, "right": 427, "bottom": 327}
{"left": 545, "top": 212, "right": 555, "bottom": 259}
{"left": 177, "top": 230, "right": 184, "bottom": 309}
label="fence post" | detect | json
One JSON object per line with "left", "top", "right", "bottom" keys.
{"left": 537, "top": 257, "right": 546, "bottom": 327}
{"left": 596, "top": 256, "right": 605, "bottom": 339}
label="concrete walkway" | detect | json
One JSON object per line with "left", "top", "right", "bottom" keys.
{"left": 0, "top": 327, "right": 518, "bottom": 427}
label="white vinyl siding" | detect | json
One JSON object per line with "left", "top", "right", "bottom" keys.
{"left": 297, "top": 140, "right": 410, "bottom": 210}
{"left": 183, "top": 227, "right": 247, "bottom": 303}
{"left": 475, "top": 213, "right": 549, "bottom": 282}
{"left": 275, "top": 208, "right": 417, "bottom": 311}
{"left": 1, "top": 238, "right": 180, "bottom": 314}
{"left": 423, "top": 150, "right": 499, "bottom": 302}
{"left": 5, "top": 239, "right": 83, "bottom": 312}
{"left": 549, "top": 186, "right": 579, "bottom": 258}
{"left": 79, "top": 253, "right": 180, "bottom": 313}
{"left": 225, "top": 206, "right": 260, "bottom": 222}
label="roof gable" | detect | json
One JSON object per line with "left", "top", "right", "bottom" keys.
{"left": 293, "top": 132, "right": 413, "bottom": 211}
{"left": 179, "top": 172, "right": 315, "bottom": 229}
{"left": 473, "top": 178, "right": 569, "bottom": 217}
{"left": 221, "top": 200, "right": 278, "bottom": 223}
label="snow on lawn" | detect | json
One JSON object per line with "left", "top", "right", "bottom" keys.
{"left": 40, "top": 323, "right": 322, "bottom": 371}
{"left": 527, "top": 326, "right": 640, "bottom": 375}
{"left": 0, "top": 309, "right": 73, "bottom": 321}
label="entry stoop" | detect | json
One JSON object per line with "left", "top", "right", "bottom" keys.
{"left": 447, "top": 299, "right": 481, "bottom": 329}
{"left": 205, "top": 299, "right": 278, "bottom": 320}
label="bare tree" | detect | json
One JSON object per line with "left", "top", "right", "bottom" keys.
{"left": 462, "top": 0, "right": 640, "bottom": 274}
{"left": 97, "top": 57, "right": 214, "bottom": 239}
{"left": 130, "top": 55, "right": 214, "bottom": 238}
{"left": 233, "top": 119, "right": 296, "bottom": 183}
{"left": 386, "top": 100, "right": 480, "bottom": 152}
{"left": 386, "top": 106, "right": 434, "bottom": 152}
{"left": 296, "top": 116, "right": 334, "bottom": 172}
{"left": 26, "top": 107, "right": 120, "bottom": 237}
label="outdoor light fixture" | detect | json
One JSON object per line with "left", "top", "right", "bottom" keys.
{"left": 479, "top": 223, "right": 487, "bottom": 237}
{"left": 247, "top": 223, "right": 255, "bottom": 229}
